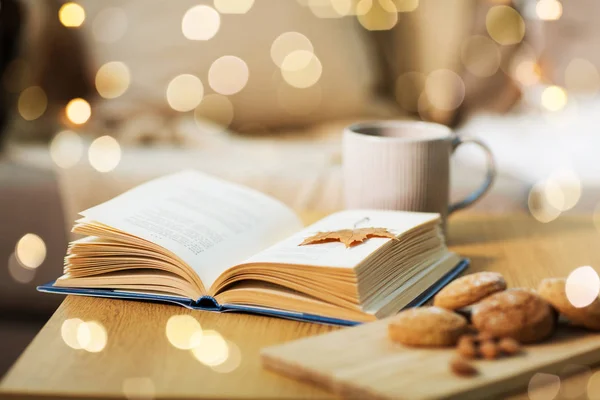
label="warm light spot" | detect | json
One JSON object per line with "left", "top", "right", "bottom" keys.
{"left": 544, "top": 169, "right": 581, "bottom": 211}
{"left": 425, "top": 69, "right": 465, "bottom": 111}
{"left": 18, "top": 86, "right": 47, "bottom": 121}
{"left": 50, "top": 130, "right": 84, "bottom": 169}
{"left": 393, "top": 0, "right": 418, "bottom": 12}
{"left": 514, "top": 61, "right": 541, "bottom": 86}
{"left": 208, "top": 56, "right": 249, "bottom": 95}
{"left": 558, "top": 364, "right": 591, "bottom": 399}
{"left": 281, "top": 50, "right": 322, "bottom": 89}
{"left": 528, "top": 180, "right": 561, "bottom": 223}
{"left": 59, "top": 2, "right": 85, "bottom": 28}
{"left": 166, "top": 315, "right": 203, "bottom": 350}
{"left": 564, "top": 58, "right": 600, "bottom": 94}
{"left": 271, "top": 32, "right": 314, "bottom": 69}
{"left": 182, "top": 5, "right": 220, "bottom": 41}
{"left": 194, "top": 94, "right": 234, "bottom": 132}
{"left": 166, "top": 74, "right": 204, "bottom": 112}
{"left": 565, "top": 266, "right": 600, "bottom": 308}
{"left": 61, "top": 318, "right": 84, "bottom": 350}
{"left": 7, "top": 253, "right": 36, "bottom": 284}
{"left": 77, "top": 321, "right": 107, "bottom": 352}
{"left": 191, "top": 330, "right": 229, "bottom": 366}
{"left": 357, "top": 0, "right": 398, "bottom": 31}
{"left": 95, "top": 61, "right": 130, "bottom": 99}
{"left": 211, "top": 340, "right": 242, "bottom": 373}
{"left": 15, "top": 234, "right": 46, "bottom": 269}
{"left": 536, "top": 0, "right": 562, "bottom": 21}
{"left": 541, "top": 86, "right": 567, "bottom": 112}
{"left": 395, "top": 72, "right": 426, "bottom": 113}
{"left": 65, "top": 98, "right": 91, "bottom": 125}
{"left": 88, "top": 135, "right": 121, "bottom": 173}
{"left": 214, "top": 0, "right": 254, "bottom": 14}
{"left": 92, "top": 7, "right": 128, "bottom": 43}
{"left": 308, "top": 0, "right": 345, "bottom": 18}
{"left": 588, "top": 371, "right": 600, "bottom": 400}
{"left": 486, "top": 5, "right": 525, "bottom": 45}
{"left": 461, "top": 35, "right": 501, "bottom": 78}
{"left": 528, "top": 373, "right": 561, "bottom": 400}
{"left": 277, "top": 83, "right": 322, "bottom": 116}
{"left": 122, "top": 377, "right": 156, "bottom": 400}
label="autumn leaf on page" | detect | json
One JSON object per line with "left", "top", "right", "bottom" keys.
{"left": 299, "top": 228, "right": 398, "bottom": 248}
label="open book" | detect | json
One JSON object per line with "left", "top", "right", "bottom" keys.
{"left": 38, "top": 170, "right": 468, "bottom": 325}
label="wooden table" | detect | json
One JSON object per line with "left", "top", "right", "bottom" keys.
{"left": 2, "top": 213, "right": 600, "bottom": 399}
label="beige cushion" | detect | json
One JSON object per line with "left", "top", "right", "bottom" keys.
{"left": 77, "top": 0, "right": 388, "bottom": 133}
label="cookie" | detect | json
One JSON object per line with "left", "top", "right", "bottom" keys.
{"left": 538, "top": 278, "right": 600, "bottom": 331}
{"left": 388, "top": 307, "right": 468, "bottom": 347}
{"left": 433, "top": 272, "right": 507, "bottom": 310}
{"left": 471, "top": 288, "right": 555, "bottom": 343}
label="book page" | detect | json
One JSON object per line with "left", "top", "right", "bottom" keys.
{"left": 80, "top": 170, "right": 303, "bottom": 289}
{"left": 241, "top": 209, "right": 439, "bottom": 269}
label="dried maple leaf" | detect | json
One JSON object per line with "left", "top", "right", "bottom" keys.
{"left": 299, "top": 228, "right": 398, "bottom": 248}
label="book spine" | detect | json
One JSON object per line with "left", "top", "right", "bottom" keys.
{"left": 194, "top": 296, "right": 220, "bottom": 310}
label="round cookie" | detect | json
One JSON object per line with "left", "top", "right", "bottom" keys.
{"left": 538, "top": 278, "right": 600, "bottom": 331}
{"left": 388, "top": 307, "right": 468, "bottom": 347}
{"left": 433, "top": 272, "right": 507, "bottom": 310}
{"left": 471, "top": 288, "right": 555, "bottom": 343}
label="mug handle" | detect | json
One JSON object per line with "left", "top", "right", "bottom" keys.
{"left": 448, "top": 136, "right": 497, "bottom": 214}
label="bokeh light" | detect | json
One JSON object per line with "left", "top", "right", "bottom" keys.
{"left": 182, "top": 5, "right": 220, "bottom": 41}
{"left": 357, "top": 0, "right": 398, "bottom": 31}
{"left": 61, "top": 318, "right": 84, "bottom": 350}
{"left": 214, "top": 0, "right": 254, "bottom": 14}
{"left": 559, "top": 364, "right": 591, "bottom": 399}
{"left": 536, "top": 0, "right": 562, "bottom": 21}
{"left": 528, "top": 180, "right": 562, "bottom": 223}
{"left": 166, "top": 315, "right": 203, "bottom": 350}
{"left": 281, "top": 50, "right": 322, "bottom": 89}
{"left": 50, "top": 130, "right": 84, "bottom": 169}
{"left": 425, "top": 69, "right": 465, "bottom": 111}
{"left": 7, "top": 253, "right": 36, "bottom": 284}
{"left": 270, "top": 32, "right": 314, "bottom": 69}
{"left": 66, "top": 98, "right": 91, "bottom": 125}
{"left": 92, "top": 7, "right": 128, "bottom": 43}
{"left": 122, "top": 377, "right": 156, "bottom": 400}
{"left": 589, "top": 371, "right": 600, "bottom": 400}
{"left": 308, "top": 0, "right": 345, "bottom": 18}
{"left": 461, "top": 35, "right": 501, "bottom": 78}
{"left": 18, "top": 86, "right": 47, "bottom": 121}
{"left": 544, "top": 169, "right": 581, "bottom": 211}
{"left": 88, "top": 135, "right": 121, "bottom": 173}
{"left": 166, "top": 74, "right": 204, "bottom": 112}
{"left": 564, "top": 58, "right": 600, "bottom": 94}
{"left": 15, "top": 233, "right": 46, "bottom": 269}
{"left": 210, "top": 340, "right": 242, "bottom": 373}
{"left": 541, "top": 86, "right": 567, "bottom": 112}
{"left": 59, "top": 2, "right": 86, "bottom": 28}
{"left": 208, "top": 56, "right": 249, "bottom": 95}
{"left": 514, "top": 61, "right": 541, "bottom": 86}
{"left": 565, "top": 266, "right": 600, "bottom": 308}
{"left": 394, "top": 0, "right": 419, "bottom": 12}
{"left": 194, "top": 94, "right": 234, "bottom": 132}
{"left": 95, "top": 61, "right": 131, "bottom": 99}
{"left": 486, "top": 5, "right": 525, "bottom": 45}
{"left": 277, "top": 83, "right": 322, "bottom": 116}
{"left": 77, "top": 320, "right": 108, "bottom": 352}
{"left": 528, "top": 373, "right": 561, "bottom": 400}
{"left": 395, "top": 72, "right": 426, "bottom": 113}
{"left": 191, "top": 330, "right": 229, "bottom": 366}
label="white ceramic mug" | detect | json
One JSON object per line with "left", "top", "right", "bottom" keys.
{"left": 343, "top": 121, "right": 496, "bottom": 226}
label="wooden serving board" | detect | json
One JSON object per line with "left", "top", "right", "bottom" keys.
{"left": 261, "top": 318, "right": 600, "bottom": 399}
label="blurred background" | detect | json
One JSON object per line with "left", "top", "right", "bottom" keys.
{"left": 1, "top": 0, "right": 600, "bottom": 377}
